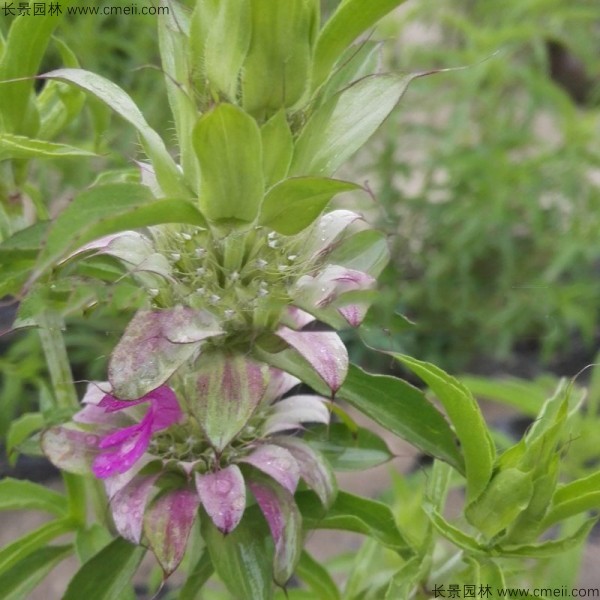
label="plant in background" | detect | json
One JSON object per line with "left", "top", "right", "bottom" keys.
{"left": 1, "top": 1, "right": 599, "bottom": 598}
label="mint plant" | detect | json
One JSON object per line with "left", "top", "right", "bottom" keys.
{"left": 1, "top": 1, "right": 599, "bottom": 598}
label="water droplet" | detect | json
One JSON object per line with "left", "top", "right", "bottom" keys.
{"left": 216, "top": 479, "right": 232, "bottom": 494}
{"left": 275, "top": 458, "right": 291, "bottom": 470}
{"left": 182, "top": 233, "right": 192, "bottom": 241}
{"left": 170, "top": 253, "right": 181, "bottom": 261}
{"left": 232, "top": 495, "right": 245, "bottom": 510}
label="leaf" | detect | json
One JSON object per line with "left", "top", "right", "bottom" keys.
{"left": 0, "top": 544, "right": 73, "bottom": 600}
{"left": 327, "top": 229, "right": 390, "bottom": 277}
{"left": 422, "top": 504, "right": 486, "bottom": 554}
{"left": 259, "top": 177, "right": 359, "bottom": 235}
{"left": 0, "top": 478, "right": 67, "bottom": 517}
{"left": 62, "top": 537, "right": 145, "bottom": 600}
{"left": 261, "top": 110, "right": 294, "bottom": 188}
{"left": 40, "top": 68, "right": 187, "bottom": 197}
{"left": 6, "top": 412, "right": 44, "bottom": 463}
{"left": 193, "top": 103, "right": 264, "bottom": 224}
{"left": 0, "top": 134, "right": 94, "bottom": 161}
{"left": 464, "top": 468, "right": 534, "bottom": 539}
{"left": 75, "top": 525, "right": 113, "bottom": 563}
{"left": 543, "top": 471, "right": 600, "bottom": 527}
{"left": 496, "top": 518, "right": 597, "bottom": 558}
{"left": 393, "top": 354, "right": 495, "bottom": 502}
{"left": 202, "top": 505, "right": 274, "bottom": 600}
{"left": 0, "top": 10, "right": 67, "bottom": 134}
{"left": 0, "top": 221, "right": 49, "bottom": 259}
{"left": 33, "top": 183, "right": 205, "bottom": 280}
{"left": 312, "top": 0, "right": 408, "bottom": 89}
{"left": 0, "top": 518, "right": 75, "bottom": 576}
{"left": 297, "top": 491, "right": 413, "bottom": 557}
{"left": 296, "top": 551, "right": 341, "bottom": 600}
{"left": 291, "top": 74, "right": 415, "bottom": 176}
{"left": 179, "top": 550, "right": 214, "bottom": 600}
{"left": 338, "top": 364, "right": 463, "bottom": 472}
{"left": 304, "top": 423, "right": 393, "bottom": 471}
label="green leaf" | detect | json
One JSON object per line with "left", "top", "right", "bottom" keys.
{"left": 543, "top": 471, "right": 600, "bottom": 527}
{"left": 0, "top": 544, "right": 73, "bottom": 600}
{"left": 464, "top": 468, "right": 534, "bottom": 539}
{"left": 0, "top": 134, "right": 94, "bottom": 161}
{"left": 422, "top": 504, "right": 486, "bottom": 554}
{"left": 296, "top": 551, "right": 340, "bottom": 600}
{"left": 75, "top": 525, "right": 113, "bottom": 563}
{"left": 327, "top": 229, "right": 390, "bottom": 277}
{"left": 202, "top": 505, "right": 274, "bottom": 600}
{"left": 0, "top": 518, "right": 75, "bottom": 576}
{"left": 6, "top": 412, "right": 44, "bottom": 463}
{"left": 304, "top": 423, "right": 393, "bottom": 471}
{"left": 259, "top": 177, "right": 359, "bottom": 235}
{"left": 496, "top": 518, "right": 596, "bottom": 558}
{"left": 41, "top": 69, "right": 187, "bottom": 197}
{"left": 0, "top": 221, "right": 49, "bottom": 259}
{"left": 291, "top": 74, "right": 415, "bottom": 176}
{"left": 0, "top": 10, "right": 67, "bottom": 134}
{"left": 33, "top": 183, "right": 205, "bottom": 280}
{"left": 312, "top": 0, "right": 407, "bottom": 89}
{"left": 193, "top": 103, "right": 264, "bottom": 224}
{"left": 393, "top": 354, "right": 495, "bottom": 502}
{"left": 179, "top": 550, "right": 214, "bottom": 600}
{"left": 0, "top": 478, "right": 67, "bottom": 517}
{"left": 298, "top": 491, "right": 413, "bottom": 557}
{"left": 261, "top": 110, "right": 294, "bottom": 188}
{"left": 338, "top": 364, "right": 463, "bottom": 472}
{"left": 63, "top": 537, "right": 145, "bottom": 600}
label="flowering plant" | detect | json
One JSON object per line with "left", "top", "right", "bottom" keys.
{"left": 0, "top": 1, "right": 598, "bottom": 598}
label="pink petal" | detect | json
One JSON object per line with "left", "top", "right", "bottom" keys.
{"left": 277, "top": 327, "right": 348, "bottom": 393}
{"left": 263, "top": 395, "right": 330, "bottom": 435}
{"left": 193, "top": 353, "right": 268, "bottom": 451}
{"left": 240, "top": 444, "right": 299, "bottom": 495}
{"left": 65, "top": 231, "right": 152, "bottom": 264}
{"left": 144, "top": 488, "right": 201, "bottom": 575}
{"left": 41, "top": 426, "right": 101, "bottom": 475}
{"left": 272, "top": 437, "right": 337, "bottom": 508}
{"left": 280, "top": 306, "right": 316, "bottom": 330}
{"left": 304, "top": 210, "right": 362, "bottom": 259}
{"left": 108, "top": 307, "right": 222, "bottom": 399}
{"left": 248, "top": 479, "right": 301, "bottom": 586}
{"left": 262, "top": 368, "right": 300, "bottom": 405}
{"left": 195, "top": 465, "right": 246, "bottom": 534}
{"left": 103, "top": 454, "right": 154, "bottom": 499}
{"left": 110, "top": 474, "right": 159, "bottom": 544}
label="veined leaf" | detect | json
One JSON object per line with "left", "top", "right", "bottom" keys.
{"left": 33, "top": 183, "right": 205, "bottom": 280}
{"left": 40, "top": 68, "right": 187, "bottom": 197}
{"left": 193, "top": 103, "right": 264, "bottom": 224}
{"left": 291, "top": 74, "right": 415, "bottom": 177}
{"left": 0, "top": 134, "right": 94, "bottom": 161}
{"left": 259, "top": 177, "right": 359, "bottom": 235}
{"left": 393, "top": 354, "right": 495, "bottom": 502}
{"left": 312, "top": 0, "right": 408, "bottom": 90}
{"left": 63, "top": 537, "right": 145, "bottom": 600}
{"left": 338, "top": 364, "right": 463, "bottom": 472}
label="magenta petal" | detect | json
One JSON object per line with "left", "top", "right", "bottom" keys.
{"left": 277, "top": 327, "right": 348, "bottom": 393}
{"left": 146, "top": 387, "right": 183, "bottom": 431}
{"left": 92, "top": 418, "right": 152, "bottom": 478}
{"left": 195, "top": 465, "right": 246, "bottom": 534}
{"left": 240, "top": 444, "right": 300, "bottom": 495}
{"left": 144, "top": 489, "right": 201, "bottom": 575}
{"left": 248, "top": 479, "right": 302, "bottom": 585}
{"left": 110, "top": 474, "right": 159, "bottom": 544}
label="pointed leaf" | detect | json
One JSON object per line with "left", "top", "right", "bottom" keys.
{"left": 192, "top": 353, "right": 268, "bottom": 450}
{"left": 261, "top": 110, "right": 293, "bottom": 188}
{"left": 339, "top": 364, "right": 463, "bottom": 472}
{"left": 41, "top": 69, "right": 187, "bottom": 196}
{"left": 248, "top": 474, "right": 302, "bottom": 586}
{"left": 62, "top": 537, "right": 145, "bottom": 600}
{"left": 195, "top": 465, "right": 246, "bottom": 534}
{"left": 144, "top": 488, "right": 201, "bottom": 575}
{"left": 0, "top": 478, "right": 67, "bottom": 517}
{"left": 393, "top": 354, "right": 494, "bottom": 501}
{"left": 312, "top": 0, "right": 408, "bottom": 89}
{"left": 259, "top": 177, "right": 360, "bottom": 235}
{"left": 423, "top": 504, "right": 486, "bottom": 554}
{"left": 296, "top": 550, "right": 341, "bottom": 600}
{"left": 193, "top": 103, "right": 263, "bottom": 223}
{"left": 543, "top": 471, "right": 600, "bottom": 527}
{"left": 0, "top": 134, "right": 95, "bottom": 160}
{"left": 291, "top": 74, "right": 414, "bottom": 176}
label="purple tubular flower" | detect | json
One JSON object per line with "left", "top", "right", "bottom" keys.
{"left": 91, "top": 386, "right": 182, "bottom": 479}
